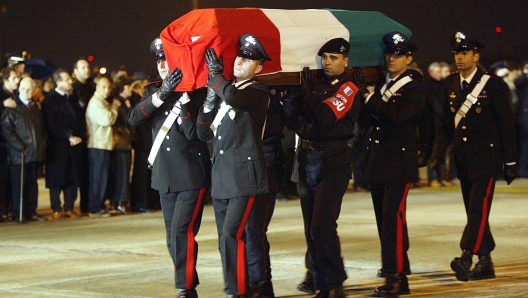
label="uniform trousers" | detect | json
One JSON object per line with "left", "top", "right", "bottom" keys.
{"left": 10, "top": 162, "right": 39, "bottom": 219}
{"left": 459, "top": 176, "right": 496, "bottom": 255}
{"left": 298, "top": 147, "right": 350, "bottom": 291}
{"left": 88, "top": 148, "right": 110, "bottom": 214}
{"left": 370, "top": 182, "right": 411, "bottom": 274}
{"left": 160, "top": 188, "right": 206, "bottom": 290}
{"left": 49, "top": 184, "right": 77, "bottom": 212}
{"left": 246, "top": 191, "right": 276, "bottom": 285}
{"left": 213, "top": 196, "right": 255, "bottom": 296}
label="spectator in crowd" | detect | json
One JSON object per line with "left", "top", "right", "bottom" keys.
{"left": 1, "top": 77, "right": 46, "bottom": 222}
{"left": 106, "top": 76, "right": 133, "bottom": 214}
{"left": 0, "top": 66, "right": 19, "bottom": 221}
{"left": 42, "top": 69, "right": 84, "bottom": 220}
{"left": 425, "top": 62, "right": 447, "bottom": 187}
{"left": 71, "top": 58, "right": 95, "bottom": 215}
{"left": 86, "top": 76, "right": 119, "bottom": 218}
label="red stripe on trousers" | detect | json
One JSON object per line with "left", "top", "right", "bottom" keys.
{"left": 236, "top": 196, "right": 255, "bottom": 295}
{"left": 473, "top": 178, "right": 494, "bottom": 254}
{"left": 185, "top": 187, "right": 206, "bottom": 290}
{"left": 397, "top": 183, "right": 411, "bottom": 273}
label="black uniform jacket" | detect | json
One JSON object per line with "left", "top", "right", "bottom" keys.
{"left": 433, "top": 69, "right": 517, "bottom": 181}
{"left": 41, "top": 90, "right": 86, "bottom": 187}
{"left": 1, "top": 96, "right": 46, "bottom": 164}
{"left": 358, "top": 69, "right": 427, "bottom": 183}
{"left": 128, "top": 82, "right": 211, "bottom": 193}
{"left": 197, "top": 75, "right": 269, "bottom": 199}
{"left": 285, "top": 72, "right": 362, "bottom": 142}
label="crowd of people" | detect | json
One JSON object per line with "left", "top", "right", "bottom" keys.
{"left": 0, "top": 28, "right": 527, "bottom": 298}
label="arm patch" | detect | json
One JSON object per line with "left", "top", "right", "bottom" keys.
{"left": 323, "top": 81, "right": 358, "bottom": 121}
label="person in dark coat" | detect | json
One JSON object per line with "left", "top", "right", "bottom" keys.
{"left": 196, "top": 34, "right": 270, "bottom": 297}
{"left": 70, "top": 58, "right": 95, "bottom": 214}
{"left": 283, "top": 38, "right": 362, "bottom": 298}
{"left": 357, "top": 32, "right": 428, "bottom": 296}
{"left": 431, "top": 32, "right": 518, "bottom": 282}
{"left": 0, "top": 66, "right": 19, "bottom": 221}
{"left": 42, "top": 69, "right": 84, "bottom": 219}
{"left": 515, "top": 61, "right": 528, "bottom": 177}
{"left": 1, "top": 77, "right": 46, "bottom": 222}
{"left": 128, "top": 38, "right": 210, "bottom": 298}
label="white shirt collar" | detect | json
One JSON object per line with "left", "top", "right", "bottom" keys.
{"left": 386, "top": 73, "right": 401, "bottom": 85}
{"left": 19, "top": 96, "right": 30, "bottom": 105}
{"left": 460, "top": 67, "right": 478, "bottom": 85}
{"left": 55, "top": 87, "right": 67, "bottom": 97}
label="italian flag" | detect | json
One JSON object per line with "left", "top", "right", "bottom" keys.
{"left": 161, "top": 8, "right": 411, "bottom": 91}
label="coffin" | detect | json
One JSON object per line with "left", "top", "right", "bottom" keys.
{"left": 160, "top": 8, "right": 412, "bottom": 91}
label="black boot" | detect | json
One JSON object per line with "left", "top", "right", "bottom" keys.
{"left": 450, "top": 249, "right": 473, "bottom": 281}
{"left": 297, "top": 269, "right": 318, "bottom": 294}
{"left": 250, "top": 280, "right": 275, "bottom": 298}
{"left": 469, "top": 254, "right": 495, "bottom": 280}
{"left": 176, "top": 288, "right": 198, "bottom": 298}
{"left": 373, "top": 273, "right": 410, "bottom": 297}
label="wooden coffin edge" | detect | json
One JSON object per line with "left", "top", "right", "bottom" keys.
{"left": 256, "top": 66, "right": 385, "bottom": 86}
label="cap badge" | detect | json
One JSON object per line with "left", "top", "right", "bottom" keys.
{"left": 154, "top": 39, "right": 162, "bottom": 50}
{"left": 392, "top": 34, "right": 404, "bottom": 44}
{"left": 455, "top": 32, "right": 466, "bottom": 43}
{"left": 339, "top": 45, "right": 346, "bottom": 53}
{"left": 244, "top": 35, "right": 257, "bottom": 47}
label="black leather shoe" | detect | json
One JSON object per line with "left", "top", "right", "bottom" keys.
{"left": 469, "top": 255, "right": 495, "bottom": 280}
{"left": 116, "top": 204, "right": 127, "bottom": 215}
{"left": 297, "top": 270, "right": 317, "bottom": 294}
{"left": 227, "top": 295, "right": 247, "bottom": 298}
{"left": 373, "top": 273, "right": 410, "bottom": 297}
{"left": 176, "top": 288, "right": 198, "bottom": 298}
{"left": 27, "top": 214, "right": 47, "bottom": 222}
{"left": 313, "top": 284, "right": 345, "bottom": 298}
{"left": 377, "top": 268, "right": 412, "bottom": 278}
{"left": 138, "top": 208, "right": 155, "bottom": 213}
{"left": 450, "top": 249, "right": 473, "bottom": 281}
{"left": 250, "top": 280, "right": 274, "bottom": 298}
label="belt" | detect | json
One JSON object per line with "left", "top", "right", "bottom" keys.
{"left": 300, "top": 139, "right": 348, "bottom": 151}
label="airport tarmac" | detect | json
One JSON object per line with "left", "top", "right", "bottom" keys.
{"left": 1, "top": 178, "right": 527, "bottom": 297}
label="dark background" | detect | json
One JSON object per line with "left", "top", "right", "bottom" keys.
{"left": 1, "top": 0, "right": 527, "bottom": 78}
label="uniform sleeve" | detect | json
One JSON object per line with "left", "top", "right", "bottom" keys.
{"left": 196, "top": 106, "right": 215, "bottom": 142}
{"left": 304, "top": 81, "right": 359, "bottom": 124}
{"left": 128, "top": 87, "right": 159, "bottom": 126}
{"left": 433, "top": 79, "right": 456, "bottom": 159}
{"left": 208, "top": 75, "right": 269, "bottom": 113}
{"left": 179, "top": 88, "right": 206, "bottom": 140}
{"left": 365, "top": 82, "right": 427, "bottom": 125}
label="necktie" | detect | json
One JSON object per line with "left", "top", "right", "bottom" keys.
{"left": 386, "top": 79, "right": 396, "bottom": 90}
{"left": 462, "top": 80, "right": 469, "bottom": 91}
{"left": 26, "top": 101, "right": 34, "bottom": 108}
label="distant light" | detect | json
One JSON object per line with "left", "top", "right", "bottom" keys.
{"left": 100, "top": 67, "right": 107, "bottom": 74}
{"left": 495, "top": 26, "right": 502, "bottom": 33}
{"left": 87, "top": 55, "right": 94, "bottom": 62}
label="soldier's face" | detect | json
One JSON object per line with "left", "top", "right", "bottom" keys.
{"left": 454, "top": 50, "right": 479, "bottom": 72}
{"left": 157, "top": 60, "right": 169, "bottom": 80}
{"left": 385, "top": 53, "right": 412, "bottom": 78}
{"left": 321, "top": 53, "right": 347, "bottom": 77}
{"left": 233, "top": 56, "right": 262, "bottom": 82}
